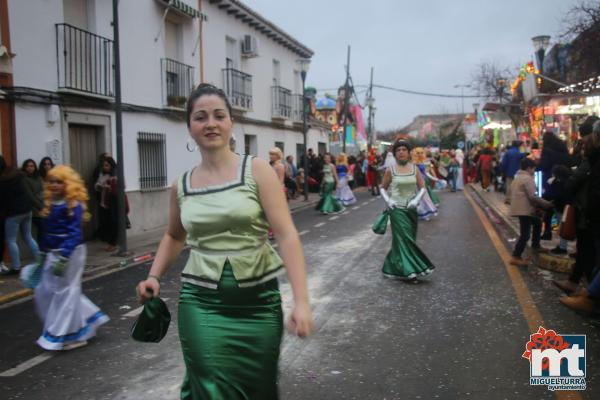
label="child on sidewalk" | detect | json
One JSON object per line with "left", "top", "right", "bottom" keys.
{"left": 509, "top": 158, "right": 553, "bottom": 266}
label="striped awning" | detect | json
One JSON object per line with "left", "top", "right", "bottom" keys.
{"left": 160, "top": 0, "right": 205, "bottom": 19}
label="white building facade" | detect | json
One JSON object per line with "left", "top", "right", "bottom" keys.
{"left": 4, "top": 0, "right": 328, "bottom": 236}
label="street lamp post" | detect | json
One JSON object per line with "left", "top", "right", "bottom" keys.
{"left": 297, "top": 58, "right": 311, "bottom": 201}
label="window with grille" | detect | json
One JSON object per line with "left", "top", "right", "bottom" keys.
{"left": 137, "top": 132, "right": 167, "bottom": 190}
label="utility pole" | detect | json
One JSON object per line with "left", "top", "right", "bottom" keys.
{"left": 367, "top": 67, "right": 374, "bottom": 149}
{"left": 341, "top": 45, "right": 351, "bottom": 153}
{"left": 112, "top": 0, "right": 129, "bottom": 256}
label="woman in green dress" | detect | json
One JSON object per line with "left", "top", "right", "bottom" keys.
{"left": 379, "top": 140, "right": 435, "bottom": 281}
{"left": 315, "top": 153, "right": 344, "bottom": 214}
{"left": 136, "top": 84, "right": 313, "bottom": 399}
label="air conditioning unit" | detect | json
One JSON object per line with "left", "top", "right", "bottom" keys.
{"left": 241, "top": 35, "right": 258, "bottom": 58}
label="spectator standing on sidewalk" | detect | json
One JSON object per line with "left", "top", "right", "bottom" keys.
{"left": 509, "top": 158, "right": 553, "bottom": 266}
{"left": 35, "top": 165, "right": 109, "bottom": 350}
{"left": 539, "top": 131, "right": 570, "bottom": 240}
{"left": 21, "top": 159, "right": 45, "bottom": 242}
{"left": 544, "top": 165, "right": 572, "bottom": 255}
{"left": 284, "top": 155, "right": 298, "bottom": 199}
{"left": 554, "top": 120, "right": 600, "bottom": 294}
{"left": 136, "top": 83, "right": 312, "bottom": 399}
{"left": 558, "top": 127, "right": 600, "bottom": 315}
{"left": 94, "top": 156, "right": 118, "bottom": 252}
{"left": 38, "top": 157, "right": 54, "bottom": 182}
{"left": 501, "top": 140, "right": 525, "bottom": 204}
{"left": 0, "top": 155, "right": 40, "bottom": 275}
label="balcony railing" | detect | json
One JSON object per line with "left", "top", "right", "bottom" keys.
{"left": 55, "top": 23, "right": 114, "bottom": 97}
{"left": 222, "top": 68, "right": 252, "bottom": 110}
{"left": 271, "top": 86, "right": 292, "bottom": 119}
{"left": 162, "top": 58, "right": 194, "bottom": 108}
{"left": 292, "top": 94, "right": 304, "bottom": 123}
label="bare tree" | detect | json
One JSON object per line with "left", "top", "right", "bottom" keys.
{"left": 471, "top": 61, "right": 514, "bottom": 103}
{"left": 560, "top": 1, "right": 600, "bottom": 82}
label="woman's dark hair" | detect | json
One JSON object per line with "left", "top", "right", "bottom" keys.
{"left": 392, "top": 140, "right": 412, "bottom": 155}
{"left": 21, "top": 159, "right": 38, "bottom": 175}
{"left": 520, "top": 157, "right": 536, "bottom": 170}
{"left": 579, "top": 115, "right": 599, "bottom": 137}
{"left": 103, "top": 156, "right": 117, "bottom": 176}
{"left": 39, "top": 157, "right": 55, "bottom": 179}
{"left": 542, "top": 131, "right": 567, "bottom": 153}
{"left": 583, "top": 131, "right": 600, "bottom": 159}
{"left": 186, "top": 83, "right": 233, "bottom": 127}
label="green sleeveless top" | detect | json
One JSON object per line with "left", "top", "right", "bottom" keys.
{"left": 322, "top": 164, "right": 334, "bottom": 183}
{"left": 390, "top": 163, "right": 417, "bottom": 208}
{"left": 177, "top": 154, "right": 284, "bottom": 289}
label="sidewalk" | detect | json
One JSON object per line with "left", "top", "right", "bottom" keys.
{"left": 0, "top": 192, "right": 322, "bottom": 305}
{"left": 468, "top": 183, "right": 575, "bottom": 274}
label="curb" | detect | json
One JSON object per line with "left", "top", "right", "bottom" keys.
{"left": 467, "top": 185, "right": 519, "bottom": 236}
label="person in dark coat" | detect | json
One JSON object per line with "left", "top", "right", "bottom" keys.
{"left": 0, "top": 156, "right": 40, "bottom": 275}
{"left": 538, "top": 131, "right": 570, "bottom": 240}
{"left": 558, "top": 127, "right": 600, "bottom": 315}
{"left": 554, "top": 122, "right": 600, "bottom": 294}
{"left": 543, "top": 165, "right": 572, "bottom": 254}
{"left": 501, "top": 140, "right": 525, "bottom": 204}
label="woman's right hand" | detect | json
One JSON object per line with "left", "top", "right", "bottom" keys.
{"left": 136, "top": 277, "right": 160, "bottom": 304}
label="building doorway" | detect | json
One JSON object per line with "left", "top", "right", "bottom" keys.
{"left": 69, "top": 124, "right": 105, "bottom": 240}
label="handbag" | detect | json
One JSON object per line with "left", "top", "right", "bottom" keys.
{"left": 372, "top": 209, "right": 390, "bottom": 235}
{"left": 558, "top": 204, "right": 576, "bottom": 241}
{"left": 131, "top": 293, "right": 171, "bottom": 343}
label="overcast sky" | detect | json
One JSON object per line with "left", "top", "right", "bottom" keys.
{"left": 243, "top": 0, "right": 578, "bottom": 131}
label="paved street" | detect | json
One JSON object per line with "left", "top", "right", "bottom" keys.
{"left": 1, "top": 190, "right": 598, "bottom": 399}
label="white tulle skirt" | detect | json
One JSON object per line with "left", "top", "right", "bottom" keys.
{"left": 34, "top": 245, "right": 109, "bottom": 350}
{"left": 336, "top": 176, "right": 357, "bottom": 206}
{"left": 417, "top": 190, "right": 438, "bottom": 221}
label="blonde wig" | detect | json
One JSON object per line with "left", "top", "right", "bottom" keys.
{"left": 336, "top": 152, "right": 348, "bottom": 166}
{"left": 41, "top": 164, "right": 91, "bottom": 222}
{"left": 269, "top": 147, "right": 283, "bottom": 161}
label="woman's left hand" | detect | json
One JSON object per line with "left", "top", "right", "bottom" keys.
{"left": 287, "top": 301, "right": 314, "bottom": 338}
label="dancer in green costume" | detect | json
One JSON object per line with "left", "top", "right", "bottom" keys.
{"left": 136, "top": 84, "right": 313, "bottom": 400}
{"left": 315, "top": 153, "right": 344, "bottom": 214}
{"left": 378, "top": 140, "right": 436, "bottom": 281}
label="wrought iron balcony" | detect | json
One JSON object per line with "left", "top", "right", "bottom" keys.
{"left": 55, "top": 23, "right": 114, "bottom": 97}
{"left": 222, "top": 68, "right": 252, "bottom": 110}
{"left": 162, "top": 58, "right": 194, "bottom": 108}
{"left": 271, "top": 86, "right": 292, "bottom": 119}
{"left": 292, "top": 94, "right": 304, "bottom": 123}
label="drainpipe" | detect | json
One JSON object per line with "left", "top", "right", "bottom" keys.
{"left": 198, "top": 0, "right": 204, "bottom": 83}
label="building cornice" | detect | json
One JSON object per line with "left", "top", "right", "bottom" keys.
{"left": 207, "top": 0, "right": 313, "bottom": 58}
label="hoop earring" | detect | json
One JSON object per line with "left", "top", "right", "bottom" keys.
{"left": 186, "top": 139, "right": 198, "bottom": 152}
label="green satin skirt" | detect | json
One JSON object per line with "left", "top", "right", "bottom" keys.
{"left": 426, "top": 181, "right": 440, "bottom": 205}
{"left": 382, "top": 207, "right": 435, "bottom": 279}
{"left": 178, "top": 264, "right": 283, "bottom": 400}
{"left": 315, "top": 181, "right": 344, "bottom": 214}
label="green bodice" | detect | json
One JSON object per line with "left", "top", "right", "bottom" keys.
{"left": 322, "top": 164, "right": 334, "bottom": 183}
{"left": 390, "top": 164, "right": 417, "bottom": 208}
{"left": 177, "top": 155, "right": 284, "bottom": 289}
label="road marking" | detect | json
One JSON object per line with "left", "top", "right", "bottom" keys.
{"left": 0, "top": 353, "right": 55, "bottom": 377}
{"left": 342, "top": 211, "right": 350, "bottom": 215}
{"left": 464, "top": 190, "right": 582, "bottom": 400}
{"left": 314, "top": 222, "right": 326, "bottom": 228}
{"left": 123, "top": 298, "right": 170, "bottom": 318}
{"left": 351, "top": 206, "right": 360, "bottom": 210}
{"left": 298, "top": 230, "right": 309, "bottom": 236}
{"left": 329, "top": 216, "right": 339, "bottom": 221}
